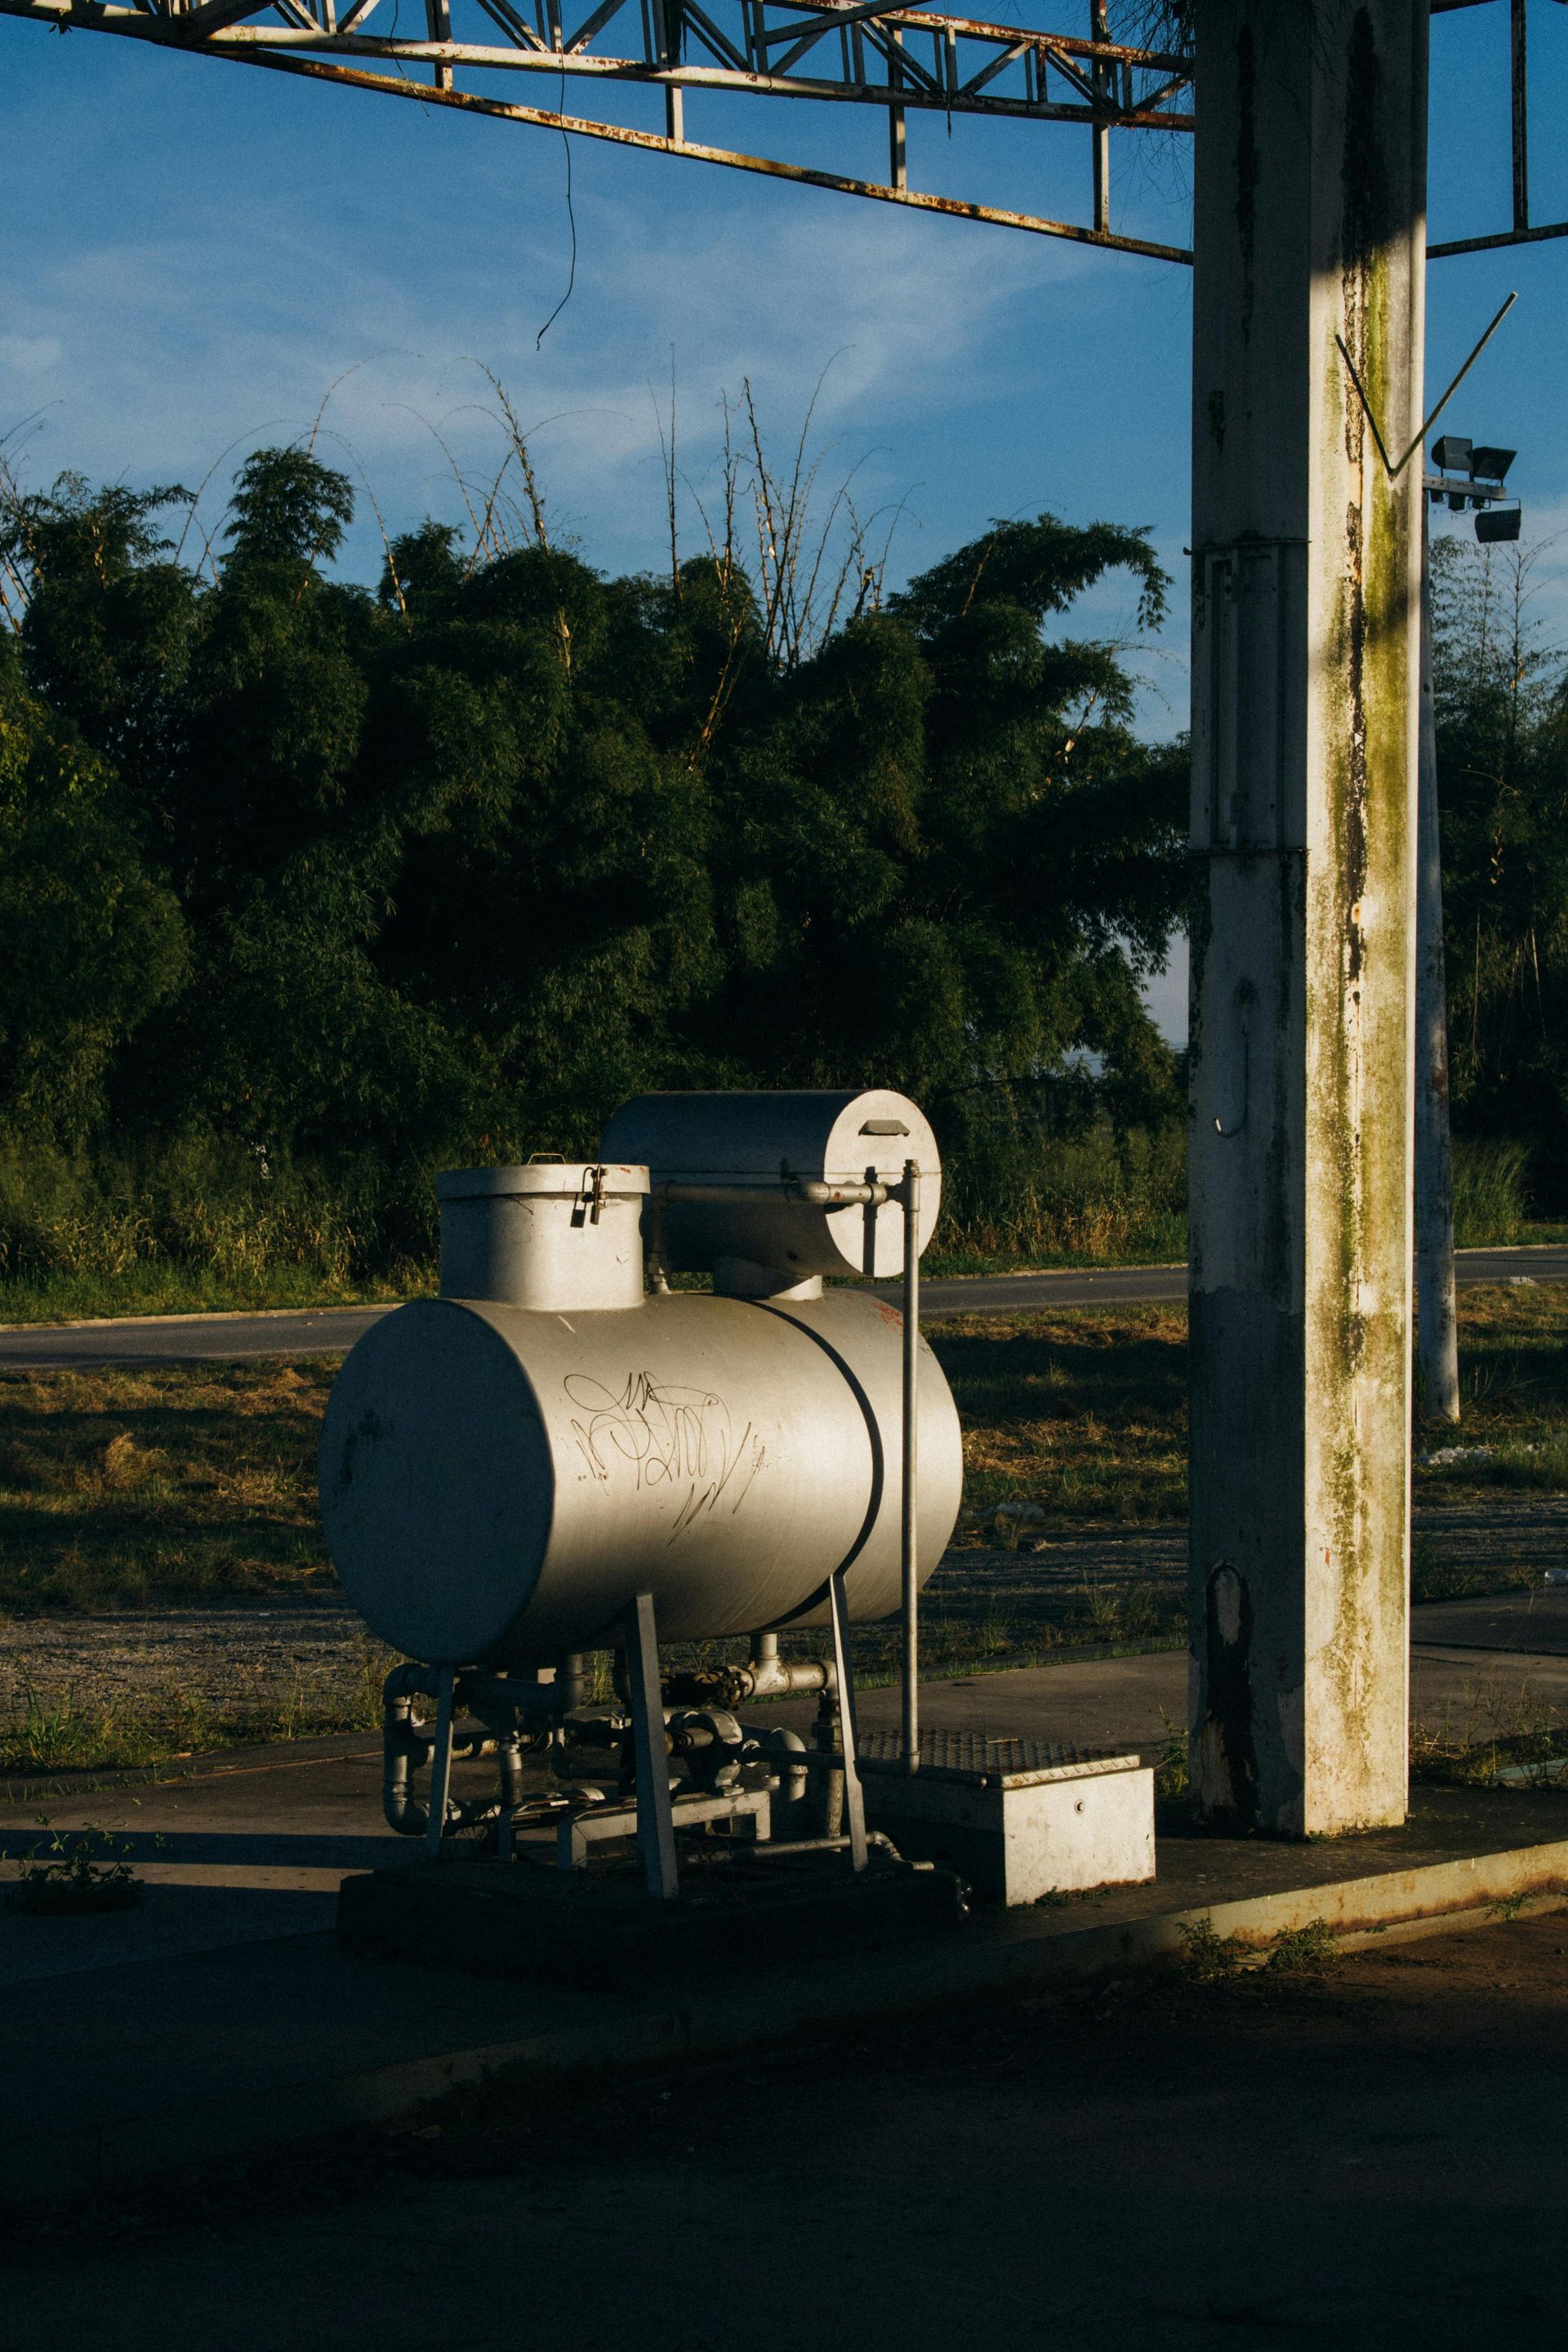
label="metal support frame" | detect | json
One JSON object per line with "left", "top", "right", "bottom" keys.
{"left": 2, "top": 0, "right": 1558, "bottom": 261}
{"left": 898, "top": 1159, "right": 921, "bottom": 1775}
{"left": 1428, "top": 0, "right": 1568, "bottom": 256}
{"left": 826, "top": 1566, "right": 868, "bottom": 1869}
{"left": 651, "top": 1162, "right": 924, "bottom": 1784}
{"left": 1512, "top": 0, "right": 1529, "bottom": 234}
{"left": 425, "top": 1663, "right": 457, "bottom": 1854}
{"left": 558, "top": 1783, "right": 769, "bottom": 1865}
{"left": 625, "top": 1590, "right": 680, "bottom": 1898}
{"left": 1089, "top": 0, "right": 1108, "bottom": 238}
{"left": 0, "top": 0, "right": 1192, "bottom": 258}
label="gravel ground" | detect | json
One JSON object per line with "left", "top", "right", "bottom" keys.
{"left": 0, "top": 1598, "right": 388, "bottom": 1733}
{"left": 3, "top": 1499, "right": 1566, "bottom": 1731}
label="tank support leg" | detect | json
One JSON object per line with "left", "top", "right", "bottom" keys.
{"left": 626, "top": 1591, "right": 680, "bottom": 1900}
{"left": 827, "top": 1569, "right": 868, "bottom": 1871}
{"left": 425, "top": 1664, "right": 457, "bottom": 1855}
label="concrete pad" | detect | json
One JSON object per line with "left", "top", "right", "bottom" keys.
{"left": 4, "top": 1784, "right": 1568, "bottom": 2207}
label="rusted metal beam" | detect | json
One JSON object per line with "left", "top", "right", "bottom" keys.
{"left": 3, "top": 0, "right": 1544, "bottom": 267}
{"left": 0, "top": 0, "right": 1193, "bottom": 118}
{"left": 888, "top": 16, "right": 906, "bottom": 185}
{"left": 1429, "top": 218, "right": 1568, "bottom": 255}
{"left": 0, "top": 0, "right": 1196, "bottom": 127}
{"left": 156, "top": 38, "right": 1196, "bottom": 256}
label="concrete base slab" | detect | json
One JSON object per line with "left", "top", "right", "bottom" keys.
{"left": 5, "top": 1784, "right": 1568, "bottom": 2208}
{"left": 4, "top": 1637, "right": 1568, "bottom": 2212}
{"left": 339, "top": 1846, "right": 967, "bottom": 1984}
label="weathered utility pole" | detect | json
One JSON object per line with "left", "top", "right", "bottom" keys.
{"left": 1188, "top": 0, "right": 1427, "bottom": 1836}
{"left": 1414, "top": 514, "right": 1461, "bottom": 1424}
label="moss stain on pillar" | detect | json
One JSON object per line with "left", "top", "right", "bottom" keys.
{"left": 1304, "top": 4, "right": 1415, "bottom": 1829}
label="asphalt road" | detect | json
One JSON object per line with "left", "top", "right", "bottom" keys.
{"left": 1, "top": 1243, "right": 1565, "bottom": 1370}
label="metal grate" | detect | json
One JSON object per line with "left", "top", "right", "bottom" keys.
{"left": 857, "top": 1729, "right": 1112, "bottom": 1776}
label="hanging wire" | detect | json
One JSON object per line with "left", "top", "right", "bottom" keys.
{"left": 536, "top": 62, "right": 579, "bottom": 347}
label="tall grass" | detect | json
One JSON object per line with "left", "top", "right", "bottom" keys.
{"left": 1451, "top": 1137, "right": 1533, "bottom": 1248}
{"left": 0, "top": 1118, "right": 1547, "bottom": 1321}
{"left": 0, "top": 1138, "right": 433, "bottom": 1321}
{"left": 932, "top": 1123, "right": 1186, "bottom": 1271}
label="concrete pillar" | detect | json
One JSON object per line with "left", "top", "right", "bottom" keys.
{"left": 1188, "top": 0, "right": 1427, "bottom": 1836}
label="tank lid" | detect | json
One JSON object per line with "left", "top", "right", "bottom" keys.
{"left": 437, "top": 1160, "right": 649, "bottom": 1201}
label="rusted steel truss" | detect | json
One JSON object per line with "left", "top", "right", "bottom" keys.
{"left": 1429, "top": 0, "right": 1568, "bottom": 256}
{"left": 0, "top": 0, "right": 1561, "bottom": 262}
{"left": 0, "top": 0, "right": 1194, "bottom": 260}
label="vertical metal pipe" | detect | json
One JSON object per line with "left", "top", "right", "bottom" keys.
{"left": 626, "top": 1592, "right": 679, "bottom": 1898}
{"left": 425, "top": 1663, "right": 456, "bottom": 1855}
{"left": 889, "top": 26, "right": 906, "bottom": 190}
{"left": 1091, "top": 0, "right": 1110, "bottom": 236}
{"left": 1512, "top": 0, "right": 1529, "bottom": 234}
{"left": 1415, "top": 507, "right": 1462, "bottom": 1423}
{"left": 827, "top": 1569, "right": 868, "bottom": 1869}
{"left": 900, "top": 1160, "right": 921, "bottom": 1772}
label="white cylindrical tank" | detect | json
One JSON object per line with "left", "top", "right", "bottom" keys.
{"left": 319, "top": 1285, "right": 962, "bottom": 1666}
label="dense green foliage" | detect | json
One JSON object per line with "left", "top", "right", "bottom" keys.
{"left": 1432, "top": 535, "right": 1568, "bottom": 1205}
{"left": 0, "top": 446, "right": 1186, "bottom": 1279}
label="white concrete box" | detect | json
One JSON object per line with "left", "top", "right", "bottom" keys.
{"left": 858, "top": 1733, "right": 1155, "bottom": 1907}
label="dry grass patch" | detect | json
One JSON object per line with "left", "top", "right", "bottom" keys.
{"left": 930, "top": 1282, "right": 1568, "bottom": 1539}
{"left": 929, "top": 1306, "right": 1188, "bottom": 1529}
{"left": 0, "top": 1360, "right": 337, "bottom": 1610}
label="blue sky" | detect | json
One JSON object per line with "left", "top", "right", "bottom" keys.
{"left": 4, "top": 1, "right": 1568, "bottom": 1042}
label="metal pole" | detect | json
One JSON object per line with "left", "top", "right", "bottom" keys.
{"left": 889, "top": 24, "right": 906, "bottom": 190}
{"left": 625, "top": 1591, "right": 679, "bottom": 1898}
{"left": 826, "top": 1568, "right": 869, "bottom": 1869}
{"left": 1414, "top": 504, "right": 1462, "bottom": 1423}
{"left": 900, "top": 1159, "right": 921, "bottom": 1772}
{"left": 1512, "top": 0, "right": 1529, "bottom": 235}
{"left": 425, "top": 1662, "right": 456, "bottom": 1854}
{"left": 1090, "top": 0, "right": 1109, "bottom": 236}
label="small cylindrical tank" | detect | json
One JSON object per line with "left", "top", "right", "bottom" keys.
{"left": 438, "top": 1160, "right": 648, "bottom": 1312}
{"left": 599, "top": 1089, "right": 941, "bottom": 1285}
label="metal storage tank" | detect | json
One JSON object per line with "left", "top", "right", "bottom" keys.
{"left": 599, "top": 1088, "right": 941, "bottom": 1288}
{"left": 318, "top": 1124, "right": 961, "bottom": 1670}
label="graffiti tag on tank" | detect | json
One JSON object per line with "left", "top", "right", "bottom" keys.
{"left": 565, "top": 1372, "right": 768, "bottom": 1539}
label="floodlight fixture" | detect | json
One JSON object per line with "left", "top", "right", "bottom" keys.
{"left": 1424, "top": 422, "right": 1522, "bottom": 543}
